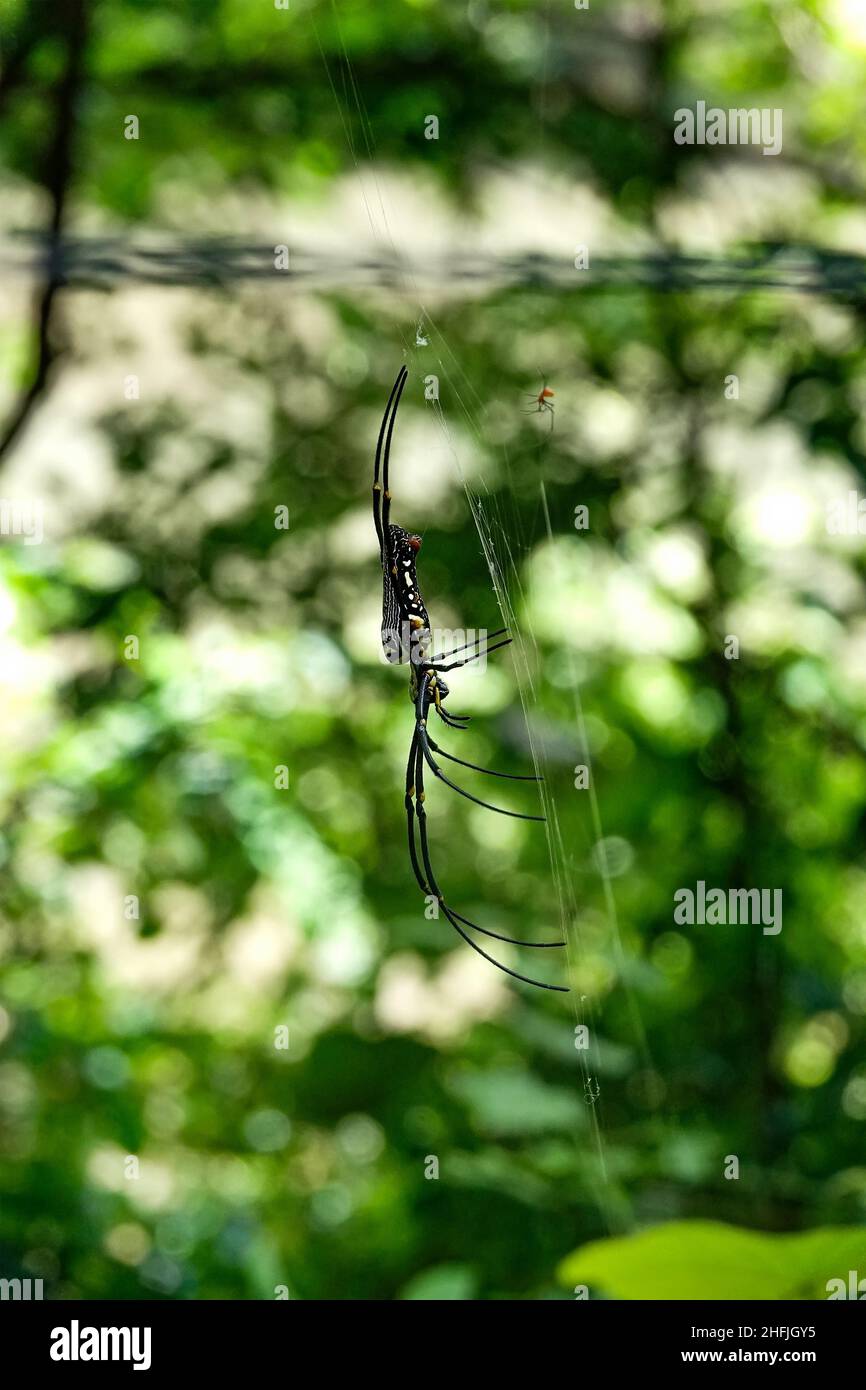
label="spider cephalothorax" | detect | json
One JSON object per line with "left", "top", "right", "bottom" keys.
{"left": 372, "top": 366, "right": 568, "bottom": 992}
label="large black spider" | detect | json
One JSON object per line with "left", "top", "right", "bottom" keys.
{"left": 373, "top": 366, "right": 568, "bottom": 992}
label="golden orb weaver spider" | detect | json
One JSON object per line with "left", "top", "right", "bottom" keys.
{"left": 373, "top": 366, "right": 568, "bottom": 992}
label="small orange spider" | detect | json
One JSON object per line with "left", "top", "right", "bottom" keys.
{"left": 524, "top": 376, "right": 555, "bottom": 429}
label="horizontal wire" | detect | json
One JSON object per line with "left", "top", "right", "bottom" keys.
{"left": 2, "top": 234, "right": 865, "bottom": 296}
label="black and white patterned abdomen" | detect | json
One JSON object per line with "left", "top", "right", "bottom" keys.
{"left": 380, "top": 523, "right": 430, "bottom": 664}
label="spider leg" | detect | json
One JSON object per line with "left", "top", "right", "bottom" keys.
{"left": 425, "top": 733, "right": 542, "bottom": 782}
{"left": 413, "top": 738, "right": 567, "bottom": 987}
{"left": 426, "top": 677, "right": 471, "bottom": 726}
{"left": 429, "top": 637, "right": 513, "bottom": 673}
{"left": 418, "top": 722, "right": 545, "bottom": 822}
{"left": 436, "top": 706, "right": 471, "bottom": 728}
{"left": 404, "top": 726, "right": 430, "bottom": 895}
{"left": 408, "top": 738, "right": 557, "bottom": 946}
{"left": 428, "top": 626, "right": 509, "bottom": 663}
{"left": 373, "top": 368, "right": 406, "bottom": 557}
{"left": 448, "top": 908, "right": 565, "bottom": 947}
{"left": 374, "top": 366, "right": 407, "bottom": 543}
{"left": 422, "top": 682, "right": 470, "bottom": 726}
{"left": 381, "top": 371, "right": 407, "bottom": 527}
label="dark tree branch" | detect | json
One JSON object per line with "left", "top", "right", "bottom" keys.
{"left": 0, "top": 0, "right": 89, "bottom": 466}
{"left": 0, "top": 0, "right": 45, "bottom": 117}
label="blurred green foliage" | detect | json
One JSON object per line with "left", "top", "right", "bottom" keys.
{"left": 1, "top": 0, "right": 866, "bottom": 1301}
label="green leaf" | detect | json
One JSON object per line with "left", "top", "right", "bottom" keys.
{"left": 558, "top": 1222, "right": 866, "bottom": 1300}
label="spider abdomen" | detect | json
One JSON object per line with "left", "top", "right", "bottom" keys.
{"left": 381, "top": 522, "right": 431, "bottom": 663}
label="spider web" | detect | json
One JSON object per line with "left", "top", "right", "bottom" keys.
{"left": 426, "top": 365, "right": 656, "bottom": 1238}
{"left": 308, "top": 0, "right": 650, "bottom": 1244}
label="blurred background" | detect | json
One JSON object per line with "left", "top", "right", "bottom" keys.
{"left": 1, "top": 0, "right": 866, "bottom": 1300}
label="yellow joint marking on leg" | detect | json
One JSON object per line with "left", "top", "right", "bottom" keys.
{"left": 408, "top": 785, "right": 415, "bottom": 796}
{"left": 384, "top": 490, "right": 392, "bottom": 499}
{"left": 373, "top": 482, "right": 382, "bottom": 492}
{"left": 419, "top": 792, "right": 426, "bottom": 802}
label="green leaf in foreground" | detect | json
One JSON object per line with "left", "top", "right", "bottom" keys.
{"left": 558, "top": 1222, "right": 866, "bottom": 1300}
